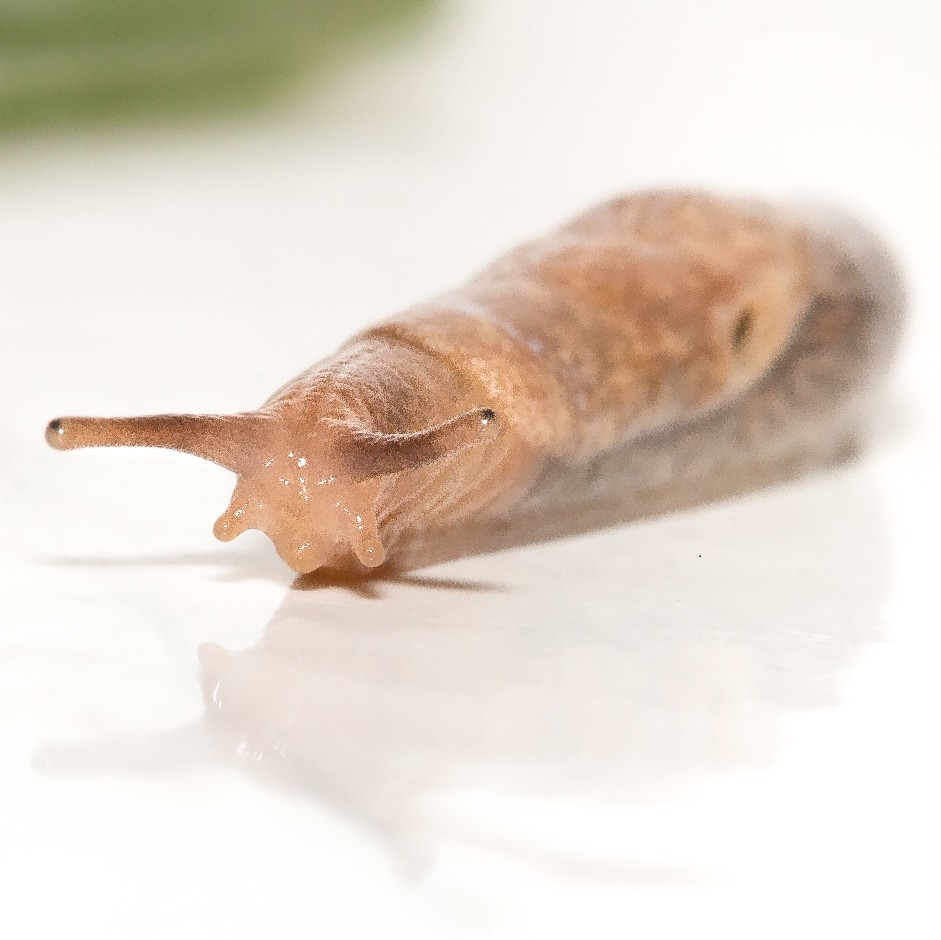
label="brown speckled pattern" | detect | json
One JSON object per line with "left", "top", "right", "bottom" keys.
{"left": 45, "top": 190, "right": 904, "bottom": 574}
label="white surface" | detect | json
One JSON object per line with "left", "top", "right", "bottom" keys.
{"left": 2, "top": 1, "right": 940, "bottom": 936}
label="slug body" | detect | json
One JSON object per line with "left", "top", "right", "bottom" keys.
{"left": 46, "top": 191, "right": 903, "bottom": 574}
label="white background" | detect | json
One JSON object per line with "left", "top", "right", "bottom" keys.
{"left": 1, "top": 1, "right": 939, "bottom": 936}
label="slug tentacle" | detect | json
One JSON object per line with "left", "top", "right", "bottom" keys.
{"left": 44, "top": 413, "right": 273, "bottom": 474}
{"left": 327, "top": 407, "right": 499, "bottom": 482}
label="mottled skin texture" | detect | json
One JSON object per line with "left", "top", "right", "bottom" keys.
{"left": 46, "top": 190, "right": 903, "bottom": 574}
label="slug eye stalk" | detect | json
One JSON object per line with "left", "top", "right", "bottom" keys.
{"left": 44, "top": 413, "right": 273, "bottom": 474}
{"left": 327, "top": 407, "right": 499, "bottom": 482}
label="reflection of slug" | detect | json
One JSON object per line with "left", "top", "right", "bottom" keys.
{"left": 45, "top": 190, "right": 904, "bottom": 574}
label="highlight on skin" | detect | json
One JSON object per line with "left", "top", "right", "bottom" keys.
{"left": 44, "top": 190, "right": 904, "bottom": 575}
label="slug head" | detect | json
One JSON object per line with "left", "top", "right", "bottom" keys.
{"left": 46, "top": 406, "right": 498, "bottom": 574}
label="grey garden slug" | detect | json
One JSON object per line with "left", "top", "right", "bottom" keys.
{"left": 45, "top": 190, "right": 904, "bottom": 574}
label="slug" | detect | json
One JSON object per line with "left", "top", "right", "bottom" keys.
{"left": 45, "top": 190, "right": 903, "bottom": 575}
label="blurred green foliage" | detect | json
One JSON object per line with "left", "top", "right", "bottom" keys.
{"left": 0, "top": 0, "right": 439, "bottom": 132}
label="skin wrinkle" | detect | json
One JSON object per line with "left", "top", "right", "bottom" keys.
{"left": 45, "top": 190, "right": 904, "bottom": 574}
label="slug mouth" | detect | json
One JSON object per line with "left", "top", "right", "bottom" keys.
{"left": 212, "top": 489, "right": 386, "bottom": 574}
{"left": 268, "top": 532, "right": 385, "bottom": 574}
{"left": 271, "top": 535, "right": 336, "bottom": 575}
{"left": 214, "top": 510, "right": 351, "bottom": 574}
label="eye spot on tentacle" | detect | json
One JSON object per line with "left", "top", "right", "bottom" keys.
{"left": 45, "top": 419, "right": 67, "bottom": 448}
{"left": 731, "top": 307, "right": 754, "bottom": 351}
